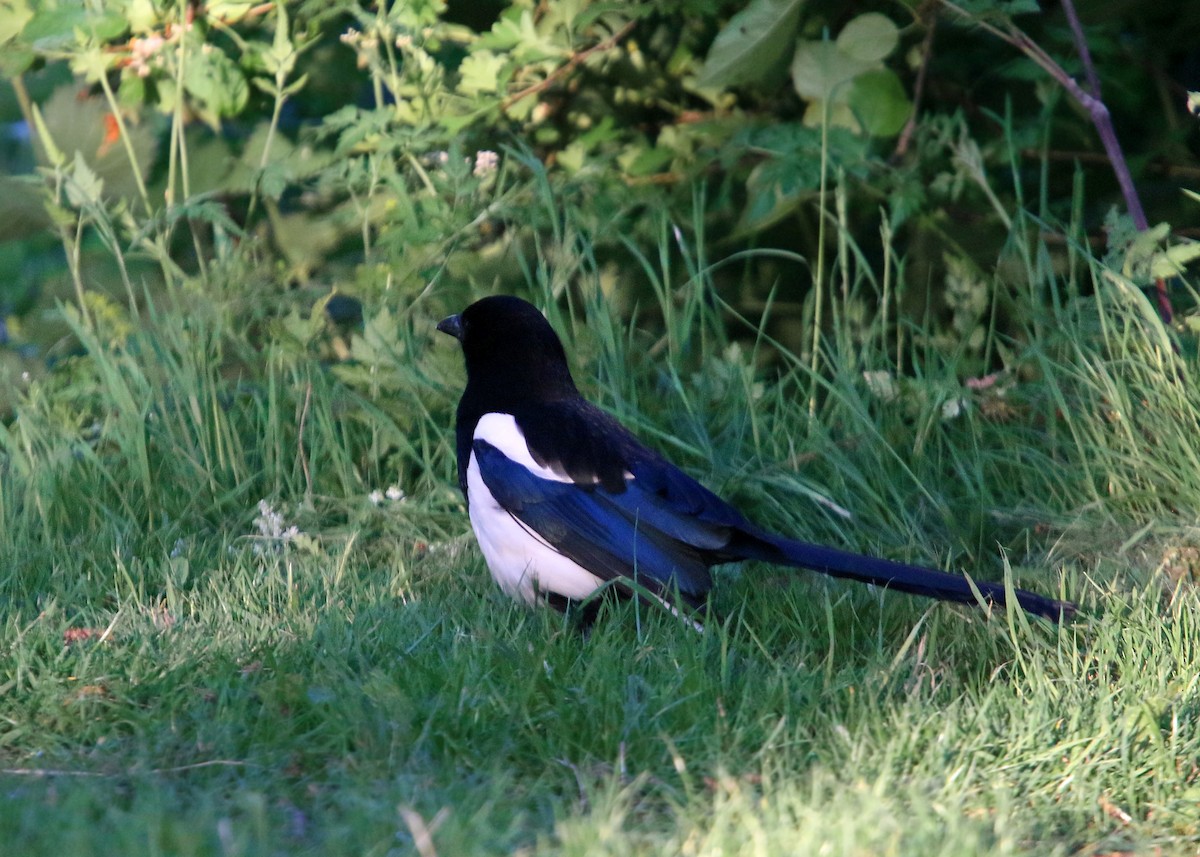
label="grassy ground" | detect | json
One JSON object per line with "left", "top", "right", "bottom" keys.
{"left": 3, "top": 229, "right": 1200, "bottom": 855}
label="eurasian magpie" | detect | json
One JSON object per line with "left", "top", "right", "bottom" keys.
{"left": 437, "top": 295, "right": 1074, "bottom": 623}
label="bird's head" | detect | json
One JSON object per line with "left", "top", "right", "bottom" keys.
{"left": 438, "top": 295, "right": 579, "bottom": 402}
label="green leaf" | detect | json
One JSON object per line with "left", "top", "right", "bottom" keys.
{"left": 279, "top": 305, "right": 325, "bottom": 350}
{"left": 846, "top": 68, "right": 911, "bottom": 137}
{"left": 66, "top": 151, "right": 105, "bottom": 208}
{"left": 0, "top": 42, "right": 34, "bottom": 75}
{"left": 0, "top": 0, "right": 32, "bottom": 44}
{"left": 118, "top": 71, "right": 146, "bottom": 110}
{"left": 184, "top": 48, "right": 249, "bottom": 127}
{"left": 478, "top": 9, "right": 563, "bottom": 64}
{"left": 21, "top": 5, "right": 126, "bottom": 50}
{"left": 695, "top": 0, "right": 806, "bottom": 89}
{"left": 801, "top": 97, "right": 858, "bottom": 130}
{"left": 458, "top": 50, "right": 507, "bottom": 96}
{"left": 836, "top": 13, "right": 899, "bottom": 63}
{"left": 204, "top": 0, "right": 258, "bottom": 24}
{"left": 738, "top": 150, "right": 822, "bottom": 232}
{"left": 476, "top": 9, "right": 524, "bottom": 51}
{"left": 791, "top": 40, "right": 873, "bottom": 101}
{"left": 1150, "top": 241, "right": 1200, "bottom": 279}
{"left": 124, "top": 0, "right": 160, "bottom": 33}
{"left": 263, "top": 2, "right": 296, "bottom": 77}
{"left": 348, "top": 307, "right": 406, "bottom": 373}
{"left": 0, "top": 0, "right": 34, "bottom": 72}
{"left": 556, "top": 140, "right": 587, "bottom": 174}
{"left": 618, "top": 143, "right": 674, "bottom": 177}
{"left": 282, "top": 72, "right": 308, "bottom": 98}
{"left": 258, "top": 160, "right": 293, "bottom": 201}
{"left": 1120, "top": 222, "right": 1170, "bottom": 279}
{"left": 70, "top": 43, "right": 116, "bottom": 82}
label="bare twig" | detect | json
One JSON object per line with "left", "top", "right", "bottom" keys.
{"left": 1059, "top": 0, "right": 1170, "bottom": 321}
{"left": 939, "top": 0, "right": 1170, "bottom": 322}
{"left": 298, "top": 379, "right": 312, "bottom": 501}
{"left": 502, "top": 20, "right": 636, "bottom": 110}
{"left": 1060, "top": 0, "right": 1102, "bottom": 97}
{"left": 1019, "top": 149, "right": 1200, "bottom": 180}
{"left": 894, "top": 10, "right": 937, "bottom": 160}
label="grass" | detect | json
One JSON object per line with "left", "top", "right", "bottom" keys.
{"left": 3, "top": 201, "right": 1200, "bottom": 856}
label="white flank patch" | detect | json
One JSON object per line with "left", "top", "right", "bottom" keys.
{"left": 467, "top": 413, "right": 603, "bottom": 603}
{"left": 473, "top": 412, "right": 574, "bottom": 482}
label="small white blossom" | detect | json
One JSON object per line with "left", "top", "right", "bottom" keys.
{"left": 941, "top": 397, "right": 966, "bottom": 420}
{"left": 369, "top": 489, "right": 385, "bottom": 506}
{"left": 386, "top": 485, "right": 406, "bottom": 502}
{"left": 473, "top": 150, "right": 499, "bottom": 177}
{"left": 251, "top": 500, "right": 304, "bottom": 555}
{"left": 128, "top": 33, "right": 165, "bottom": 78}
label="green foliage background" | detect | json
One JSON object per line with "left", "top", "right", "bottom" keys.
{"left": 2, "top": 0, "right": 1198, "bottom": 376}
{"left": 2, "top": 0, "right": 1200, "bottom": 853}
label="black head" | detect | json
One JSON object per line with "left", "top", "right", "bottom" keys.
{"left": 438, "top": 296, "right": 578, "bottom": 403}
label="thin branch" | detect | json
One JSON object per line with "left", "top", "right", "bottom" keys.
{"left": 1019, "top": 148, "right": 1200, "bottom": 180}
{"left": 298, "top": 379, "right": 313, "bottom": 502}
{"left": 939, "top": 0, "right": 1169, "bottom": 322}
{"left": 1060, "top": 0, "right": 1101, "bottom": 98}
{"left": 1058, "top": 0, "right": 1169, "bottom": 321}
{"left": 894, "top": 10, "right": 937, "bottom": 160}
{"left": 502, "top": 20, "right": 636, "bottom": 110}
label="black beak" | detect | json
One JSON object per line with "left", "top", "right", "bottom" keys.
{"left": 436, "top": 314, "right": 463, "bottom": 340}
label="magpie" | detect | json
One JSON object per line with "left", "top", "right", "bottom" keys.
{"left": 437, "top": 295, "right": 1074, "bottom": 623}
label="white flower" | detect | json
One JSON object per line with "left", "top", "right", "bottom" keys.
{"left": 251, "top": 500, "right": 305, "bottom": 554}
{"left": 128, "top": 34, "right": 165, "bottom": 77}
{"left": 386, "top": 485, "right": 406, "bottom": 502}
{"left": 369, "top": 489, "right": 385, "bottom": 506}
{"left": 473, "top": 150, "right": 499, "bottom": 177}
{"left": 941, "top": 397, "right": 966, "bottom": 420}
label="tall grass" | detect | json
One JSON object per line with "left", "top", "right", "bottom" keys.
{"left": 3, "top": 167, "right": 1200, "bottom": 855}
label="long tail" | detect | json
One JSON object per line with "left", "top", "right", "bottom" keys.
{"left": 754, "top": 536, "right": 1075, "bottom": 622}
